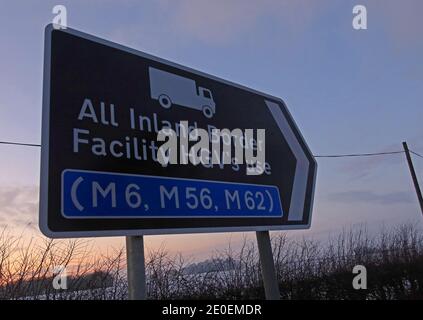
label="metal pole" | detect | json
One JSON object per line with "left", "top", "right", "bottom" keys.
{"left": 256, "top": 231, "right": 280, "bottom": 300}
{"left": 403, "top": 141, "right": 423, "bottom": 215}
{"left": 126, "top": 235, "right": 147, "bottom": 300}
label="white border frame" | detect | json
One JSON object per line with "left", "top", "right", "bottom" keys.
{"left": 39, "top": 24, "right": 317, "bottom": 238}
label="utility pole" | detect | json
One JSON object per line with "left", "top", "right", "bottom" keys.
{"left": 402, "top": 141, "right": 423, "bottom": 215}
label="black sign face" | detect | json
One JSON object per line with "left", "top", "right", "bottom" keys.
{"left": 40, "top": 24, "right": 317, "bottom": 238}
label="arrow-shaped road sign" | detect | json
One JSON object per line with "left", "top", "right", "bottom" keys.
{"left": 40, "top": 25, "right": 317, "bottom": 238}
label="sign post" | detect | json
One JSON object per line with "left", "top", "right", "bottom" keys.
{"left": 256, "top": 231, "right": 280, "bottom": 299}
{"left": 40, "top": 24, "right": 317, "bottom": 300}
{"left": 126, "top": 236, "right": 147, "bottom": 300}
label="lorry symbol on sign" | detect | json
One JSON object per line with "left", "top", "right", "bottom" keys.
{"left": 149, "top": 67, "right": 216, "bottom": 118}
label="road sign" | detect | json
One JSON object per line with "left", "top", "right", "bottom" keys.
{"left": 40, "top": 24, "right": 317, "bottom": 238}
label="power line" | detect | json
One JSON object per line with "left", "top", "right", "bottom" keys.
{"left": 313, "top": 151, "right": 404, "bottom": 158}
{"left": 0, "top": 139, "right": 420, "bottom": 161}
{"left": 410, "top": 150, "right": 423, "bottom": 159}
{"left": 0, "top": 141, "right": 41, "bottom": 148}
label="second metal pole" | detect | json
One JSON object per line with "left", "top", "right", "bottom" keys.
{"left": 256, "top": 231, "right": 280, "bottom": 300}
{"left": 403, "top": 141, "right": 423, "bottom": 215}
{"left": 126, "top": 235, "right": 147, "bottom": 300}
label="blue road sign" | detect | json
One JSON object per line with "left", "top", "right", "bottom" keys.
{"left": 62, "top": 170, "right": 283, "bottom": 218}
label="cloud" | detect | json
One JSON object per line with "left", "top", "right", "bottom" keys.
{"left": 156, "top": 0, "right": 327, "bottom": 45}
{"left": 339, "top": 145, "right": 405, "bottom": 179}
{"left": 0, "top": 185, "right": 39, "bottom": 227}
{"left": 327, "top": 190, "right": 413, "bottom": 205}
{"left": 370, "top": 0, "right": 423, "bottom": 48}
{"left": 337, "top": 133, "right": 423, "bottom": 179}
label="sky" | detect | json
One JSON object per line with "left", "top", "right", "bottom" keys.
{"left": 0, "top": 0, "right": 422, "bottom": 259}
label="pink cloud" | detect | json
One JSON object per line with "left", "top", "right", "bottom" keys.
{"left": 158, "top": 0, "right": 328, "bottom": 45}
{"left": 369, "top": 0, "right": 423, "bottom": 48}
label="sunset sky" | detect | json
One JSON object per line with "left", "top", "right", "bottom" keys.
{"left": 0, "top": 0, "right": 422, "bottom": 260}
